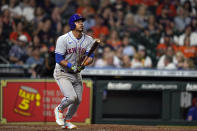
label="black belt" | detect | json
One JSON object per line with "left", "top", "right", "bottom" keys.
{"left": 60, "top": 69, "right": 76, "bottom": 74}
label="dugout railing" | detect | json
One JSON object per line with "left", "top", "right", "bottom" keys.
{"left": 82, "top": 68, "right": 197, "bottom": 126}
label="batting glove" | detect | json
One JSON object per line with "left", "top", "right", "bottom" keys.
{"left": 71, "top": 65, "right": 78, "bottom": 73}
{"left": 76, "top": 65, "right": 85, "bottom": 73}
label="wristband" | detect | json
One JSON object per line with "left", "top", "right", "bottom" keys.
{"left": 67, "top": 62, "right": 72, "bottom": 68}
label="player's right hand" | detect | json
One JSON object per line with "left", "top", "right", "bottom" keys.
{"left": 76, "top": 65, "right": 85, "bottom": 73}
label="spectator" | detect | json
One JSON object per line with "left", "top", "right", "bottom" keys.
{"left": 98, "top": 33, "right": 107, "bottom": 47}
{"left": 113, "top": 9, "right": 125, "bottom": 30}
{"left": 113, "top": 0, "right": 127, "bottom": 11}
{"left": 91, "top": 15, "right": 109, "bottom": 38}
{"left": 95, "top": 51, "right": 116, "bottom": 68}
{"left": 187, "top": 97, "right": 197, "bottom": 121}
{"left": 144, "top": 14, "right": 160, "bottom": 37}
{"left": 131, "top": 45, "right": 152, "bottom": 68}
{"left": 131, "top": 53, "right": 143, "bottom": 69}
{"left": 86, "top": 28, "right": 94, "bottom": 38}
{"left": 122, "top": 55, "right": 131, "bottom": 68}
{"left": 38, "top": 51, "right": 55, "bottom": 77}
{"left": 94, "top": 46, "right": 110, "bottom": 67}
{"left": 94, "top": 46, "right": 115, "bottom": 67}
{"left": 182, "top": 0, "right": 196, "bottom": 17}
{"left": 9, "top": 35, "right": 28, "bottom": 65}
{"left": 62, "top": 24, "right": 70, "bottom": 34}
{"left": 156, "top": 6, "right": 174, "bottom": 32}
{"left": 37, "top": 18, "right": 54, "bottom": 49}
{"left": 156, "top": 0, "right": 176, "bottom": 17}
{"left": 32, "top": 35, "right": 41, "bottom": 48}
{"left": 180, "top": 0, "right": 196, "bottom": 7}
{"left": 1, "top": 0, "right": 18, "bottom": 18}
{"left": 103, "top": 51, "right": 116, "bottom": 68}
{"left": 55, "top": 20, "right": 63, "bottom": 37}
{"left": 94, "top": 33, "right": 107, "bottom": 59}
{"left": 39, "top": 0, "right": 55, "bottom": 15}
{"left": 122, "top": 36, "right": 136, "bottom": 57}
{"left": 124, "top": 0, "right": 139, "bottom": 6}
{"left": 178, "top": 36, "right": 197, "bottom": 59}
{"left": 12, "top": 0, "right": 36, "bottom": 22}
{"left": 28, "top": 50, "right": 55, "bottom": 78}
{"left": 183, "top": 57, "right": 195, "bottom": 70}
{"left": 100, "top": 0, "right": 111, "bottom": 8}
{"left": 98, "top": 0, "right": 111, "bottom": 13}
{"left": 191, "top": 17, "right": 197, "bottom": 32}
{"left": 33, "top": 6, "right": 47, "bottom": 26}
{"left": 157, "top": 46, "right": 176, "bottom": 69}
{"left": 76, "top": 0, "right": 95, "bottom": 15}
{"left": 159, "top": 24, "right": 179, "bottom": 45}
{"left": 50, "top": 7, "right": 62, "bottom": 32}
{"left": 174, "top": 6, "right": 191, "bottom": 33}
{"left": 51, "top": 0, "right": 70, "bottom": 7}
{"left": 121, "top": 13, "right": 140, "bottom": 34}
{"left": 124, "top": 0, "right": 158, "bottom": 7}
{"left": 0, "top": 22, "right": 6, "bottom": 44}
{"left": 106, "top": 29, "right": 122, "bottom": 49}
{"left": 32, "top": 35, "right": 48, "bottom": 55}
{"left": 157, "top": 34, "right": 177, "bottom": 57}
{"left": 25, "top": 0, "right": 37, "bottom": 22}
{"left": 134, "top": 4, "right": 148, "bottom": 29}
{"left": 141, "top": 0, "right": 159, "bottom": 6}
{"left": 138, "top": 45, "right": 152, "bottom": 68}
{"left": 174, "top": 51, "right": 185, "bottom": 69}
{"left": 0, "top": 7, "right": 15, "bottom": 40}
{"left": 178, "top": 25, "right": 197, "bottom": 46}
{"left": 0, "top": 19, "right": 6, "bottom": 42}
{"left": 58, "top": 0, "right": 78, "bottom": 19}
{"left": 82, "top": 6, "right": 95, "bottom": 31}
{"left": 113, "top": 0, "right": 131, "bottom": 25}
{"left": 100, "top": 6, "right": 114, "bottom": 28}
{"left": 113, "top": 46, "right": 123, "bottom": 68}
{"left": 26, "top": 47, "right": 44, "bottom": 65}
{"left": 0, "top": 23, "right": 10, "bottom": 63}
{"left": 9, "top": 21, "right": 31, "bottom": 45}
{"left": 32, "top": 6, "right": 47, "bottom": 35}
{"left": 163, "top": 56, "right": 177, "bottom": 70}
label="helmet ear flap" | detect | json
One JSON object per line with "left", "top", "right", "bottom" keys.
{"left": 69, "top": 19, "right": 75, "bottom": 30}
{"left": 70, "top": 22, "right": 76, "bottom": 30}
{"left": 69, "top": 14, "right": 85, "bottom": 30}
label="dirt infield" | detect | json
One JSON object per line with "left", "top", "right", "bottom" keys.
{"left": 0, "top": 124, "right": 197, "bottom": 131}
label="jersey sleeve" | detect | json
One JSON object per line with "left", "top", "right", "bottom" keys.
{"left": 55, "top": 36, "right": 67, "bottom": 55}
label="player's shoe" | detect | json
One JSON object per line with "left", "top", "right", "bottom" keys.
{"left": 54, "top": 106, "right": 64, "bottom": 125}
{"left": 61, "top": 120, "right": 77, "bottom": 129}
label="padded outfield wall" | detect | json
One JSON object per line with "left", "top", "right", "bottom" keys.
{"left": 0, "top": 79, "right": 93, "bottom": 124}
{"left": 1, "top": 68, "right": 197, "bottom": 126}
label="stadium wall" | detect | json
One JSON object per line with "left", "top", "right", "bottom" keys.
{"left": 1, "top": 69, "right": 197, "bottom": 125}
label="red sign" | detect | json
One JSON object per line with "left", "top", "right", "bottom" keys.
{"left": 1, "top": 79, "right": 92, "bottom": 123}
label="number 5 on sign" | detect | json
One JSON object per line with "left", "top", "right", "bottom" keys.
{"left": 18, "top": 99, "right": 30, "bottom": 110}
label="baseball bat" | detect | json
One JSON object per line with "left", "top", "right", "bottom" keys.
{"left": 81, "top": 40, "right": 101, "bottom": 66}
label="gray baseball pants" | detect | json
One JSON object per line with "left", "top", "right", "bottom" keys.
{"left": 53, "top": 68, "right": 83, "bottom": 120}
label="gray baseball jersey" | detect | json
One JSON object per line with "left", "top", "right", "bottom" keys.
{"left": 55, "top": 31, "right": 95, "bottom": 72}
{"left": 53, "top": 31, "right": 94, "bottom": 120}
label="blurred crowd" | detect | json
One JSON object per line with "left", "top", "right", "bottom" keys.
{"left": 0, "top": 0, "right": 197, "bottom": 77}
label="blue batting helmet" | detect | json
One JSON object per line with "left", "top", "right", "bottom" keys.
{"left": 69, "top": 14, "right": 85, "bottom": 30}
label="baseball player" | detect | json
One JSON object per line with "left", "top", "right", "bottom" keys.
{"left": 54, "top": 14, "right": 98, "bottom": 129}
